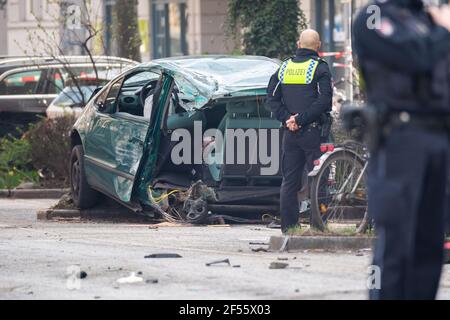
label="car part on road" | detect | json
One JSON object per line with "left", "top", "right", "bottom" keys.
{"left": 146, "top": 279, "right": 159, "bottom": 284}
{"left": 148, "top": 181, "right": 216, "bottom": 224}
{"left": 249, "top": 241, "right": 269, "bottom": 245}
{"left": 149, "top": 182, "right": 276, "bottom": 225}
{"left": 144, "top": 253, "right": 182, "bottom": 259}
{"left": 116, "top": 272, "right": 144, "bottom": 284}
{"left": 206, "top": 259, "right": 231, "bottom": 267}
{"left": 183, "top": 198, "right": 208, "bottom": 222}
{"left": 269, "top": 262, "right": 289, "bottom": 269}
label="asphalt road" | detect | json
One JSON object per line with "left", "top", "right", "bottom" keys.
{"left": 0, "top": 198, "right": 449, "bottom": 300}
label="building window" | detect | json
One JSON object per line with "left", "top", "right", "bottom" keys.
{"left": 151, "top": 0, "right": 188, "bottom": 59}
{"left": 25, "top": 0, "right": 47, "bottom": 21}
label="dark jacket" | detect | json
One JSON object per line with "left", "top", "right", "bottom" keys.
{"left": 267, "top": 48, "right": 333, "bottom": 126}
{"left": 353, "top": 0, "right": 450, "bottom": 113}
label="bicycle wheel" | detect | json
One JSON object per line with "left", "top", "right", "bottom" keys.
{"left": 310, "top": 149, "right": 369, "bottom": 234}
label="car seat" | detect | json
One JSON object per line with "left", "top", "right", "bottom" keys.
{"left": 208, "top": 99, "right": 282, "bottom": 185}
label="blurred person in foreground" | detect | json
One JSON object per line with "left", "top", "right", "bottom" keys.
{"left": 353, "top": 0, "right": 450, "bottom": 299}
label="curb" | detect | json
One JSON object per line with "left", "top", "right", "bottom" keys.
{"left": 37, "top": 207, "right": 149, "bottom": 220}
{"left": 37, "top": 209, "right": 80, "bottom": 220}
{"left": 0, "top": 189, "right": 69, "bottom": 199}
{"left": 269, "top": 235, "right": 375, "bottom": 252}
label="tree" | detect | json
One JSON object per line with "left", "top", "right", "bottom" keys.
{"left": 16, "top": 0, "right": 106, "bottom": 105}
{"left": 227, "top": 0, "right": 308, "bottom": 59}
{"left": 114, "top": 0, "right": 142, "bottom": 62}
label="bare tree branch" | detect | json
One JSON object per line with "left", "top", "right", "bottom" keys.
{"left": 15, "top": 0, "right": 108, "bottom": 105}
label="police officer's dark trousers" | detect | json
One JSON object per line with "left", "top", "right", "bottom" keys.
{"left": 368, "top": 127, "right": 448, "bottom": 300}
{"left": 280, "top": 126, "right": 321, "bottom": 232}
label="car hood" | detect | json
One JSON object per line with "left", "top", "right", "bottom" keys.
{"left": 143, "top": 56, "right": 281, "bottom": 111}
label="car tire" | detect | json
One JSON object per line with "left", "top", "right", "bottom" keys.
{"left": 70, "top": 145, "right": 99, "bottom": 209}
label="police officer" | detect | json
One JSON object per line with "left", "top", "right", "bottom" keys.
{"left": 267, "top": 29, "right": 333, "bottom": 233}
{"left": 353, "top": 0, "right": 450, "bottom": 299}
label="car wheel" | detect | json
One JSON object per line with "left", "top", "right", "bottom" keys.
{"left": 70, "top": 145, "right": 99, "bottom": 209}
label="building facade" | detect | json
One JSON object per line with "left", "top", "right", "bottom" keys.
{"left": 0, "top": 1, "right": 6, "bottom": 56}
{"left": 0, "top": 0, "right": 448, "bottom": 60}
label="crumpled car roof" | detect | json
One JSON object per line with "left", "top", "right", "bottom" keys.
{"left": 141, "top": 55, "right": 281, "bottom": 110}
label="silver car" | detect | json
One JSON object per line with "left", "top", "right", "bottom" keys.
{"left": 0, "top": 56, "right": 137, "bottom": 136}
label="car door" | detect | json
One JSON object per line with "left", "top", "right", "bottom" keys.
{"left": 83, "top": 69, "right": 162, "bottom": 203}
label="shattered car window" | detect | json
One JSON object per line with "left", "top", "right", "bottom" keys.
{"left": 147, "top": 56, "right": 280, "bottom": 111}
{"left": 173, "top": 57, "right": 279, "bottom": 89}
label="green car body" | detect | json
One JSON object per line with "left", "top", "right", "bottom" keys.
{"left": 70, "top": 55, "right": 283, "bottom": 220}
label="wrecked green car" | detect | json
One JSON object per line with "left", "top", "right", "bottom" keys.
{"left": 70, "top": 56, "right": 283, "bottom": 223}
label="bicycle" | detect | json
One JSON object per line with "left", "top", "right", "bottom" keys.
{"left": 308, "top": 139, "right": 370, "bottom": 234}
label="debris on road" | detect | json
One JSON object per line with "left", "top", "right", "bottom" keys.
{"left": 146, "top": 279, "right": 159, "bottom": 284}
{"left": 116, "top": 272, "right": 144, "bottom": 284}
{"left": 106, "top": 267, "right": 123, "bottom": 272}
{"left": 77, "top": 271, "right": 88, "bottom": 279}
{"left": 269, "top": 262, "right": 289, "bottom": 269}
{"left": 144, "top": 253, "right": 182, "bottom": 259}
{"left": 249, "top": 241, "right": 269, "bottom": 245}
{"left": 277, "top": 257, "right": 289, "bottom": 261}
{"left": 206, "top": 259, "right": 231, "bottom": 267}
{"left": 251, "top": 247, "right": 268, "bottom": 253}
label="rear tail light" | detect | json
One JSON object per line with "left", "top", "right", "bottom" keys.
{"left": 320, "top": 144, "right": 335, "bottom": 153}
{"left": 445, "top": 242, "right": 450, "bottom": 250}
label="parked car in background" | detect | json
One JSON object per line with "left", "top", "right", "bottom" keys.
{"left": 46, "top": 84, "right": 102, "bottom": 119}
{"left": 0, "top": 56, "right": 137, "bottom": 137}
{"left": 46, "top": 69, "right": 124, "bottom": 119}
{"left": 70, "top": 55, "right": 283, "bottom": 223}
